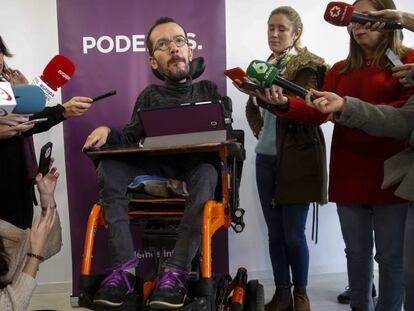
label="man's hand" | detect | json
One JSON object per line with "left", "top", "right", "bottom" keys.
{"left": 2, "top": 68, "right": 29, "bottom": 85}
{"left": 305, "top": 89, "right": 345, "bottom": 114}
{"left": 83, "top": 126, "right": 111, "bottom": 149}
{"left": 62, "top": 96, "right": 93, "bottom": 118}
{"left": 391, "top": 64, "right": 414, "bottom": 87}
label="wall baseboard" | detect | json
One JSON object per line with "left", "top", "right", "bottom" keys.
{"left": 35, "top": 281, "right": 72, "bottom": 294}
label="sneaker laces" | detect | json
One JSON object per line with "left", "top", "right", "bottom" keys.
{"left": 100, "top": 257, "right": 139, "bottom": 292}
{"left": 157, "top": 268, "right": 189, "bottom": 290}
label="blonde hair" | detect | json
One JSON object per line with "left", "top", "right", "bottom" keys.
{"left": 269, "top": 6, "right": 303, "bottom": 51}
{"left": 341, "top": 0, "right": 409, "bottom": 74}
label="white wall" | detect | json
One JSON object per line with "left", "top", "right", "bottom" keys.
{"left": 1, "top": 0, "right": 413, "bottom": 292}
{"left": 225, "top": 0, "right": 414, "bottom": 279}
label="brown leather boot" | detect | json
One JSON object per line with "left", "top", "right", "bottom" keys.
{"left": 265, "top": 287, "right": 293, "bottom": 311}
{"left": 293, "top": 287, "right": 310, "bottom": 311}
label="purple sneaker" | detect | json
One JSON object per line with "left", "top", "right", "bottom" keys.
{"left": 93, "top": 257, "right": 138, "bottom": 307}
{"left": 149, "top": 268, "right": 190, "bottom": 309}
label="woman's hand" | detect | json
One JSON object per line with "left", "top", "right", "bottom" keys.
{"left": 0, "top": 122, "right": 34, "bottom": 139}
{"left": 0, "top": 114, "right": 31, "bottom": 126}
{"left": 35, "top": 160, "right": 59, "bottom": 211}
{"left": 2, "top": 68, "right": 29, "bottom": 85}
{"left": 391, "top": 63, "right": 414, "bottom": 87}
{"left": 29, "top": 205, "right": 57, "bottom": 256}
{"left": 305, "top": 89, "right": 345, "bottom": 114}
{"left": 62, "top": 96, "right": 93, "bottom": 118}
{"left": 261, "top": 85, "right": 288, "bottom": 107}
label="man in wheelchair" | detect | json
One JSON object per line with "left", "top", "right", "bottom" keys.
{"left": 83, "top": 17, "right": 232, "bottom": 309}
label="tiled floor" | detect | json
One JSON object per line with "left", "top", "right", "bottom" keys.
{"left": 28, "top": 272, "right": 364, "bottom": 310}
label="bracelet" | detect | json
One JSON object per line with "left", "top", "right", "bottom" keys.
{"left": 27, "top": 253, "right": 44, "bottom": 261}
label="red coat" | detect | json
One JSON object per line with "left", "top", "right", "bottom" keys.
{"left": 276, "top": 49, "right": 414, "bottom": 204}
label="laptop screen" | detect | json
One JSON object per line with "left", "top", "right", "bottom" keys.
{"left": 138, "top": 101, "right": 225, "bottom": 138}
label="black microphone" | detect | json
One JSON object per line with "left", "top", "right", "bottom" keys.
{"left": 324, "top": 2, "right": 403, "bottom": 30}
{"left": 246, "top": 60, "right": 316, "bottom": 101}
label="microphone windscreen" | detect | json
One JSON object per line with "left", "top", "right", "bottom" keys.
{"left": 324, "top": 2, "right": 354, "bottom": 26}
{"left": 246, "top": 60, "right": 279, "bottom": 88}
{"left": 12, "top": 85, "right": 46, "bottom": 114}
{"left": 40, "top": 54, "right": 75, "bottom": 91}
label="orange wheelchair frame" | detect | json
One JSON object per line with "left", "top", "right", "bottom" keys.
{"left": 79, "top": 141, "right": 262, "bottom": 311}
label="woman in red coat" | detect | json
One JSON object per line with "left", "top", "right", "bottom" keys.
{"left": 243, "top": 0, "right": 414, "bottom": 310}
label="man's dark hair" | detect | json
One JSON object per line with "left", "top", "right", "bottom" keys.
{"left": 0, "top": 36, "right": 13, "bottom": 57}
{"left": 146, "top": 17, "right": 188, "bottom": 56}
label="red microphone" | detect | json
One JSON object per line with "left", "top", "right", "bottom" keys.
{"left": 32, "top": 54, "right": 75, "bottom": 103}
{"left": 40, "top": 54, "right": 75, "bottom": 91}
{"left": 324, "top": 2, "right": 403, "bottom": 29}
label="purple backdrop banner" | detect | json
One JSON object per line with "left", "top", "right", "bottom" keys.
{"left": 56, "top": 0, "right": 227, "bottom": 296}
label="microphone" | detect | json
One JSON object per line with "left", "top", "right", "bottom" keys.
{"left": 324, "top": 2, "right": 403, "bottom": 30}
{"left": 12, "top": 85, "right": 46, "bottom": 114}
{"left": 32, "top": 54, "right": 75, "bottom": 103}
{"left": 246, "top": 60, "right": 316, "bottom": 101}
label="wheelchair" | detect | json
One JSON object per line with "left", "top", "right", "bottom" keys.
{"left": 78, "top": 58, "right": 264, "bottom": 311}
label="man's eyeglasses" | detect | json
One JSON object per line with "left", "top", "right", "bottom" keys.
{"left": 153, "top": 35, "right": 188, "bottom": 53}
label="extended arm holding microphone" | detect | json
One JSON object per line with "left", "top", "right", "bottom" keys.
{"left": 367, "top": 9, "right": 414, "bottom": 32}
{"left": 246, "top": 60, "right": 317, "bottom": 101}
{"left": 324, "top": 2, "right": 403, "bottom": 29}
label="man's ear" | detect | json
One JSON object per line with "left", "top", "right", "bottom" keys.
{"left": 149, "top": 56, "right": 158, "bottom": 70}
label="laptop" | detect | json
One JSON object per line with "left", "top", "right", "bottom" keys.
{"left": 138, "top": 101, "right": 227, "bottom": 148}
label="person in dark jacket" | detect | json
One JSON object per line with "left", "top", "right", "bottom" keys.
{"left": 241, "top": 6, "right": 328, "bottom": 311}
{"left": 83, "top": 17, "right": 228, "bottom": 309}
{"left": 0, "top": 35, "right": 93, "bottom": 229}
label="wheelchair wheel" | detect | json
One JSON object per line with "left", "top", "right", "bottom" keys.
{"left": 244, "top": 280, "right": 264, "bottom": 311}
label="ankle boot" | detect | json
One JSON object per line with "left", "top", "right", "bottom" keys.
{"left": 265, "top": 287, "right": 293, "bottom": 311}
{"left": 293, "top": 287, "right": 310, "bottom": 311}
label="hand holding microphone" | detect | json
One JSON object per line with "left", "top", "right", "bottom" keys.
{"left": 364, "top": 9, "right": 414, "bottom": 32}
{"left": 305, "top": 89, "right": 345, "bottom": 114}
{"left": 246, "top": 60, "right": 317, "bottom": 102}
{"left": 32, "top": 54, "right": 75, "bottom": 103}
{"left": 324, "top": 2, "right": 403, "bottom": 29}
{"left": 62, "top": 96, "right": 93, "bottom": 118}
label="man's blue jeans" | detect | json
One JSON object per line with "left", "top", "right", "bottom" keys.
{"left": 337, "top": 203, "right": 408, "bottom": 311}
{"left": 256, "top": 153, "right": 310, "bottom": 288}
{"left": 97, "top": 156, "right": 218, "bottom": 272}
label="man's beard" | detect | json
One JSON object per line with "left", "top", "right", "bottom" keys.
{"left": 159, "top": 55, "right": 190, "bottom": 82}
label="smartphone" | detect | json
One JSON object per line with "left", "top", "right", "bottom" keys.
{"left": 22, "top": 118, "right": 48, "bottom": 126}
{"left": 38, "top": 142, "right": 53, "bottom": 176}
{"left": 224, "top": 67, "right": 264, "bottom": 93}
{"left": 239, "top": 82, "right": 264, "bottom": 93}
{"left": 224, "top": 67, "right": 247, "bottom": 83}
{"left": 385, "top": 48, "right": 403, "bottom": 66}
{"left": 92, "top": 90, "right": 117, "bottom": 102}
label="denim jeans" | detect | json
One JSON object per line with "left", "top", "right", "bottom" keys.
{"left": 337, "top": 203, "right": 408, "bottom": 311}
{"left": 405, "top": 203, "right": 414, "bottom": 311}
{"left": 256, "top": 153, "right": 310, "bottom": 288}
{"left": 97, "top": 155, "right": 217, "bottom": 271}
